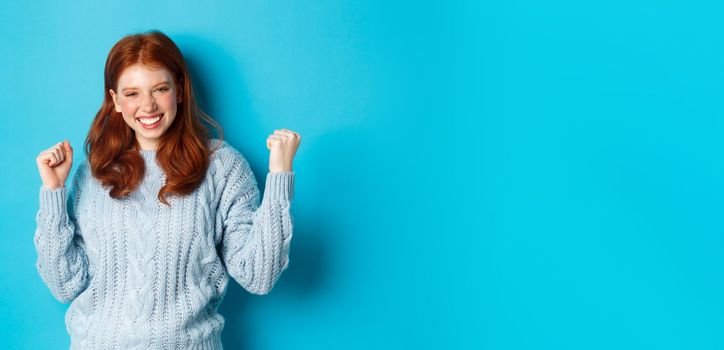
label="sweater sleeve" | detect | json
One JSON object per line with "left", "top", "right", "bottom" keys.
{"left": 217, "top": 153, "right": 295, "bottom": 295}
{"left": 34, "top": 163, "right": 91, "bottom": 304}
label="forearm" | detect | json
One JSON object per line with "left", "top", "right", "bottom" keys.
{"left": 34, "top": 186, "right": 90, "bottom": 303}
{"left": 225, "top": 172, "right": 294, "bottom": 295}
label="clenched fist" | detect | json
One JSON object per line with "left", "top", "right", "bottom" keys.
{"left": 36, "top": 140, "right": 73, "bottom": 190}
{"left": 266, "top": 129, "right": 301, "bottom": 173}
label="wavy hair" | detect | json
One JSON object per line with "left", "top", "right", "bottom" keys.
{"left": 84, "top": 30, "right": 223, "bottom": 206}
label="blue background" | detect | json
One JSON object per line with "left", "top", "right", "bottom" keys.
{"left": 1, "top": 1, "right": 721, "bottom": 349}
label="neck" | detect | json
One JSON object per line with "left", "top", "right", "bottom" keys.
{"left": 135, "top": 136, "right": 158, "bottom": 152}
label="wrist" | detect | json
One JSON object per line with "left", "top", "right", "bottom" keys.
{"left": 42, "top": 182, "right": 64, "bottom": 190}
{"left": 269, "top": 163, "right": 293, "bottom": 173}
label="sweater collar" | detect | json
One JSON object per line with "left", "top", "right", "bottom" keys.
{"left": 139, "top": 150, "right": 160, "bottom": 169}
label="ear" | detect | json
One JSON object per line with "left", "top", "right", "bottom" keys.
{"left": 109, "top": 89, "right": 122, "bottom": 113}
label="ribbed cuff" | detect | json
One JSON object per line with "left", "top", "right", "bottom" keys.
{"left": 194, "top": 333, "right": 223, "bottom": 350}
{"left": 39, "top": 185, "right": 68, "bottom": 218}
{"left": 264, "top": 171, "right": 295, "bottom": 201}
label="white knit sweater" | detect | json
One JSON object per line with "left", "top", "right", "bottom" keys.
{"left": 34, "top": 139, "right": 295, "bottom": 349}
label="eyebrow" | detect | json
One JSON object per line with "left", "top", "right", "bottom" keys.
{"left": 121, "top": 81, "right": 171, "bottom": 92}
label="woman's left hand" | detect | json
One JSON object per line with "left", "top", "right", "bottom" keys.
{"left": 267, "top": 128, "right": 301, "bottom": 173}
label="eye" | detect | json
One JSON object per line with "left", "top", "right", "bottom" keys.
{"left": 125, "top": 92, "right": 137, "bottom": 97}
{"left": 156, "top": 87, "right": 169, "bottom": 92}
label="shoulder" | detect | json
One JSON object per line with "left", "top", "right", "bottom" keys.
{"left": 209, "top": 138, "right": 249, "bottom": 167}
{"left": 67, "top": 158, "right": 94, "bottom": 206}
{"left": 71, "top": 158, "right": 107, "bottom": 195}
{"left": 207, "top": 138, "right": 255, "bottom": 181}
{"left": 71, "top": 158, "right": 91, "bottom": 188}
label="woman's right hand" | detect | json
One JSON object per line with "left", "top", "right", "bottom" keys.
{"left": 36, "top": 140, "right": 73, "bottom": 190}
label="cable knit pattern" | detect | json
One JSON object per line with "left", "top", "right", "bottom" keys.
{"left": 33, "top": 139, "right": 295, "bottom": 349}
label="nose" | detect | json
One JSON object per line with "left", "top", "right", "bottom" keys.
{"left": 141, "top": 92, "right": 157, "bottom": 112}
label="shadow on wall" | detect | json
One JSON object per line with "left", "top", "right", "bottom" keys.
{"left": 173, "top": 32, "right": 249, "bottom": 140}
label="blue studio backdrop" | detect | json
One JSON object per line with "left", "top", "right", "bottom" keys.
{"left": 1, "top": 1, "right": 723, "bottom": 349}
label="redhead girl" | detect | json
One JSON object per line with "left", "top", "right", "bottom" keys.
{"left": 34, "top": 30, "right": 300, "bottom": 349}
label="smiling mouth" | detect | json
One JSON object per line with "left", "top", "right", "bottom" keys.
{"left": 136, "top": 113, "right": 163, "bottom": 126}
{"left": 136, "top": 113, "right": 163, "bottom": 127}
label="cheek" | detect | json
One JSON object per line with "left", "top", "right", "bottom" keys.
{"left": 159, "top": 94, "right": 178, "bottom": 108}
{"left": 120, "top": 100, "right": 136, "bottom": 113}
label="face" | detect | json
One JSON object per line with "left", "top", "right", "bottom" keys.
{"left": 109, "top": 63, "right": 182, "bottom": 151}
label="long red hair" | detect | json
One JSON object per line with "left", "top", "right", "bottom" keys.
{"left": 84, "top": 30, "right": 224, "bottom": 206}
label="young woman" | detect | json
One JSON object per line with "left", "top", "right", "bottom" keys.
{"left": 34, "top": 30, "right": 300, "bottom": 349}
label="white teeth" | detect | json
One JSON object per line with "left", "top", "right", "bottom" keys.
{"left": 138, "top": 115, "right": 161, "bottom": 125}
